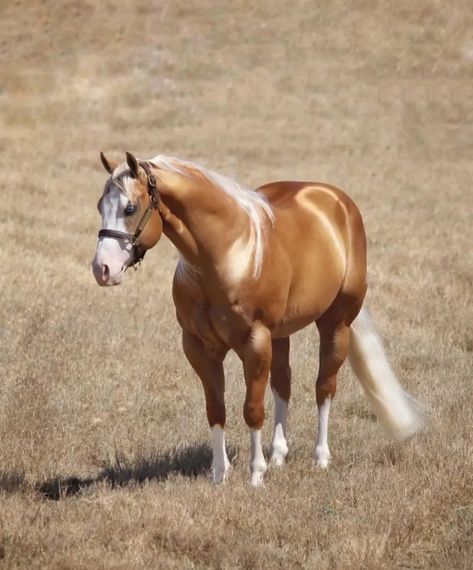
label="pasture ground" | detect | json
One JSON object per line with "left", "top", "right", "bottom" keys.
{"left": 1, "top": 1, "right": 472, "bottom": 568}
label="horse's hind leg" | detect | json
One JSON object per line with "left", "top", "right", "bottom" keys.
{"left": 182, "top": 330, "right": 229, "bottom": 484}
{"left": 269, "top": 337, "right": 291, "bottom": 466}
{"left": 314, "top": 319, "right": 350, "bottom": 468}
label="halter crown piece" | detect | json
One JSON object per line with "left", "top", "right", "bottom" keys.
{"left": 98, "top": 161, "right": 161, "bottom": 266}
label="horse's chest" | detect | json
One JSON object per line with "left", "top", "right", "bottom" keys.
{"left": 174, "top": 281, "right": 252, "bottom": 352}
{"left": 207, "top": 302, "right": 252, "bottom": 348}
{"left": 189, "top": 302, "right": 251, "bottom": 352}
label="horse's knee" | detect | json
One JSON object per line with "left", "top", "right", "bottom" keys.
{"left": 243, "top": 401, "right": 265, "bottom": 429}
{"left": 206, "top": 404, "right": 226, "bottom": 428}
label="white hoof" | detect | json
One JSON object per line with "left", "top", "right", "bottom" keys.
{"left": 212, "top": 468, "right": 229, "bottom": 484}
{"left": 315, "top": 445, "right": 331, "bottom": 469}
{"left": 270, "top": 453, "right": 286, "bottom": 467}
{"left": 250, "top": 457, "right": 267, "bottom": 486}
{"left": 212, "top": 458, "right": 231, "bottom": 484}
{"left": 251, "top": 470, "right": 265, "bottom": 487}
{"left": 269, "top": 443, "right": 288, "bottom": 467}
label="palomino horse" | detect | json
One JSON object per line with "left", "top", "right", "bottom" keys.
{"left": 92, "top": 152, "right": 423, "bottom": 486}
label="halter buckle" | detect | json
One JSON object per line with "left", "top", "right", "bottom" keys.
{"left": 147, "top": 173, "right": 159, "bottom": 208}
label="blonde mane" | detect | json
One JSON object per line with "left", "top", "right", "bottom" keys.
{"left": 149, "top": 155, "right": 275, "bottom": 277}
{"left": 109, "top": 163, "right": 135, "bottom": 198}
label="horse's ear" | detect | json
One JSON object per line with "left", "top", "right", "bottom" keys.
{"left": 100, "top": 152, "right": 118, "bottom": 174}
{"left": 125, "top": 151, "right": 140, "bottom": 178}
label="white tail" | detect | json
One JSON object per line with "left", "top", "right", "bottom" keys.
{"left": 349, "top": 307, "right": 424, "bottom": 440}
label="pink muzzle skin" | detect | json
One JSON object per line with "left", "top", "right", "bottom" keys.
{"left": 92, "top": 237, "right": 134, "bottom": 286}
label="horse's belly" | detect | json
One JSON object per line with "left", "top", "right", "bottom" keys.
{"left": 271, "top": 262, "right": 343, "bottom": 338}
{"left": 271, "top": 314, "right": 317, "bottom": 338}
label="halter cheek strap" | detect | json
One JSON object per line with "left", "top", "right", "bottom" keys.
{"left": 97, "top": 161, "right": 161, "bottom": 265}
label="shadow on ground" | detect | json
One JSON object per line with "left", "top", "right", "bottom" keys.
{"left": 1, "top": 443, "right": 237, "bottom": 501}
{"left": 0, "top": 471, "right": 27, "bottom": 494}
{"left": 39, "top": 443, "right": 236, "bottom": 500}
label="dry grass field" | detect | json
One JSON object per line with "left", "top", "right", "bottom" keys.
{"left": 1, "top": 0, "right": 472, "bottom": 567}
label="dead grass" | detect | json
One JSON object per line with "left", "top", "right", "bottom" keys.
{"left": 0, "top": 0, "right": 472, "bottom": 568}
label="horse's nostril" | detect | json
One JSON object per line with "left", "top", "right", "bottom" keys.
{"left": 102, "top": 264, "right": 110, "bottom": 280}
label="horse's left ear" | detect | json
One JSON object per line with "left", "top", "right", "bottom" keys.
{"left": 100, "top": 152, "right": 118, "bottom": 174}
{"left": 126, "top": 151, "right": 140, "bottom": 178}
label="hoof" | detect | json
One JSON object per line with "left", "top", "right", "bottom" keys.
{"left": 212, "top": 469, "right": 229, "bottom": 484}
{"left": 212, "top": 459, "right": 231, "bottom": 484}
{"left": 269, "top": 442, "right": 288, "bottom": 467}
{"left": 315, "top": 445, "right": 331, "bottom": 469}
{"left": 270, "top": 454, "right": 286, "bottom": 467}
{"left": 251, "top": 471, "right": 265, "bottom": 487}
{"left": 250, "top": 458, "right": 267, "bottom": 487}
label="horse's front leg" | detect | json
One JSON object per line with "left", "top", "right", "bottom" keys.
{"left": 241, "top": 322, "right": 272, "bottom": 486}
{"left": 182, "top": 330, "right": 230, "bottom": 484}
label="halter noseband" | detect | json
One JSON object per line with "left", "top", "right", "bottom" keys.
{"left": 98, "top": 161, "right": 161, "bottom": 267}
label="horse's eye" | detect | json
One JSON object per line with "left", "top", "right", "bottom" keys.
{"left": 124, "top": 203, "right": 136, "bottom": 216}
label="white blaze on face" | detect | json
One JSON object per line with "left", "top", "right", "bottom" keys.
{"left": 92, "top": 184, "right": 134, "bottom": 286}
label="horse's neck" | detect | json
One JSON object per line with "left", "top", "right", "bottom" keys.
{"left": 157, "top": 171, "right": 250, "bottom": 269}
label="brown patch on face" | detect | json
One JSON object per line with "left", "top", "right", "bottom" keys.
{"left": 119, "top": 173, "right": 164, "bottom": 248}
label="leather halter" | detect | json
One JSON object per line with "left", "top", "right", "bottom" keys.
{"left": 98, "top": 161, "right": 160, "bottom": 267}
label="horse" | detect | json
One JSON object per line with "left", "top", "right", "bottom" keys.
{"left": 92, "top": 152, "right": 423, "bottom": 486}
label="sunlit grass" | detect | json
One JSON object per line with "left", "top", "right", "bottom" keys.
{"left": 1, "top": 0, "right": 472, "bottom": 568}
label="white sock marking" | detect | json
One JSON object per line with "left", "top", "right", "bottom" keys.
{"left": 211, "top": 425, "right": 230, "bottom": 484}
{"left": 315, "top": 398, "right": 331, "bottom": 468}
{"left": 270, "top": 389, "right": 288, "bottom": 466}
{"left": 250, "top": 429, "right": 267, "bottom": 486}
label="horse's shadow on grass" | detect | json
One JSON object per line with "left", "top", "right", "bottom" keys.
{"left": 0, "top": 443, "right": 237, "bottom": 501}
{"left": 38, "top": 443, "right": 238, "bottom": 500}
{"left": 0, "top": 471, "right": 27, "bottom": 495}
